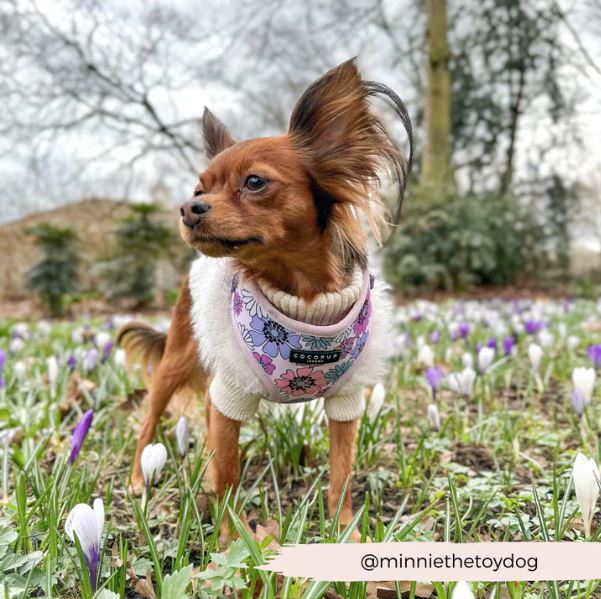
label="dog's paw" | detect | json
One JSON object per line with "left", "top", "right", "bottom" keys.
{"left": 129, "top": 474, "right": 145, "bottom": 496}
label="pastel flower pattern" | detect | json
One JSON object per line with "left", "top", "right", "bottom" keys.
{"left": 232, "top": 275, "right": 372, "bottom": 402}
{"left": 275, "top": 367, "right": 327, "bottom": 397}
{"left": 249, "top": 315, "right": 301, "bottom": 359}
{"left": 253, "top": 352, "right": 276, "bottom": 375}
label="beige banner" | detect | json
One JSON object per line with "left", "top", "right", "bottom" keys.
{"left": 258, "top": 542, "right": 601, "bottom": 581}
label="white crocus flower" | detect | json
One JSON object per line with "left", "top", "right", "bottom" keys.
{"left": 141, "top": 443, "right": 168, "bottom": 486}
{"left": 462, "top": 352, "right": 473, "bottom": 369}
{"left": 417, "top": 344, "right": 434, "bottom": 368}
{"left": 568, "top": 335, "right": 580, "bottom": 350}
{"left": 113, "top": 348, "right": 127, "bottom": 369}
{"left": 573, "top": 368, "right": 595, "bottom": 405}
{"left": 46, "top": 356, "right": 59, "bottom": 391}
{"left": 427, "top": 404, "right": 441, "bottom": 432}
{"left": 175, "top": 416, "right": 189, "bottom": 457}
{"left": 9, "top": 338, "right": 24, "bottom": 354}
{"left": 538, "top": 330, "right": 554, "bottom": 349}
{"left": 13, "top": 361, "right": 26, "bottom": 379}
{"left": 65, "top": 498, "right": 104, "bottom": 591}
{"left": 367, "top": 383, "right": 385, "bottom": 421}
{"left": 452, "top": 581, "right": 475, "bottom": 599}
{"left": 572, "top": 453, "right": 600, "bottom": 538}
{"left": 95, "top": 331, "right": 112, "bottom": 351}
{"left": 37, "top": 320, "right": 52, "bottom": 336}
{"left": 528, "top": 343, "right": 543, "bottom": 373}
{"left": 446, "top": 368, "right": 476, "bottom": 398}
{"left": 477, "top": 347, "right": 495, "bottom": 373}
{"left": 71, "top": 328, "right": 85, "bottom": 344}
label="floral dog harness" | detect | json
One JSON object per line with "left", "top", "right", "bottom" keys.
{"left": 231, "top": 270, "right": 373, "bottom": 403}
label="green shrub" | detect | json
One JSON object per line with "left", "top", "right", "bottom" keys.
{"left": 383, "top": 193, "right": 553, "bottom": 292}
{"left": 25, "top": 223, "right": 80, "bottom": 316}
{"left": 104, "top": 203, "right": 174, "bottom": 307}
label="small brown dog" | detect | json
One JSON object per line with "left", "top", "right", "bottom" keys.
{"left": 118, "top": 58, "right": 412, "bottom": 540}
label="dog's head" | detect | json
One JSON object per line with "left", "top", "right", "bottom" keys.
{"left": 180, "top": 59, "right": 412, "bottom": 297}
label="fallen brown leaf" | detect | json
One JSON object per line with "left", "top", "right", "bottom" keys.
{"left": 126, "top": 565, "right": 156, "bottom": 599}
{"left": 60, "top": 374, "right": 96, "bottom": 416}
{"left": 118, "top": 388, "right": 147, "bottom": 413}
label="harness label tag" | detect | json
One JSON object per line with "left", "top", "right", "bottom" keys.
{"left": 290, "top": 349, "right": 341, "bottom": 365}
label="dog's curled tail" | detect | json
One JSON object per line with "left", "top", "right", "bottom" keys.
{"left": 117, "top": 321, "right": 166, "bottom": 385}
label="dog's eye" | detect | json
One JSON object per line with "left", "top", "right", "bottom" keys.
{"left": 193, "top": 189, "right": 204, "bottom": 197}
{"left": 244, "top": 175, "right": 268, "bottom": 192}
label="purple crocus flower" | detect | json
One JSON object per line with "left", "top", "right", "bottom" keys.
{"left": 425, "top": 366, "right": 443, "bottom": 392}
{"left": 503, "top": 336, "right": 515, "bottom": 357}
{"left": 486, "top": 338, "right": 497, "bottom": 351}
{"left": 67, "top": 353, "right": 77, "bottom": 372}
{"left": 430, "top": 330, "right": 440, "bottom": 344}
{"left": 69, "top": 409, "right": 94, "bottom": 464}
{"left": 459, "top": 322, "right": 470, "bottom": 339}
{"left": 524, "top": 320, "right": 544, "bottom": 335}
{"left": 572, "top": 389, "right": 585, "bottom": 418}
{"left": 588, "top": 345, "right": 601, "bottom": 369}
{"left": 83, "top": 349, "right": 98, "bottom": 373}
{"left": 101, "top": 341, "right": 113, "bottom": 362}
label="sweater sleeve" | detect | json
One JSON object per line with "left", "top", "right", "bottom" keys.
{"left": 324, "top": 388, "right": 365, "bottom": 421}
{"left": 209, "top": 372, "right": 262, "bottom": 422}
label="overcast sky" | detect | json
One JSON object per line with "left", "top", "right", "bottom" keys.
{"left": 0, "top": 0, "right": 599, "bottom": 250}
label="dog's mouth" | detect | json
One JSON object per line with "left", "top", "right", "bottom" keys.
{"left": 191, "top": 234, "right": 263, "bottom": 252}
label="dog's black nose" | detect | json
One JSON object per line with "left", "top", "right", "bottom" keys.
{"left": 180, "top": 200, "right": 211, "bottom": 228}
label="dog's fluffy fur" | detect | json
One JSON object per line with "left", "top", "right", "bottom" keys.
{"left": 118, "top": 58, "right": 412, "bottom": 539}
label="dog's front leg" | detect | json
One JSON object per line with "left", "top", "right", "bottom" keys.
{"left": 328, "top": 416, "right": 361, "bottom": 542}
{"left": 207, "top": 400, "right": 242, "bottom": 544}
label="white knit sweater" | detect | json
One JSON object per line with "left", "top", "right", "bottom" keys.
{"left": 188, "top": 255, "right": 393, "bottom": 421}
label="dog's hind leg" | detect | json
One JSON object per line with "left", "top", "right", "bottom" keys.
{"left": 128, "top": 280, "right": 207, "bottom": 493}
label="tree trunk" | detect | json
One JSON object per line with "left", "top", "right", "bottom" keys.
{"left": 420, "top": 0, "right": 451, "bottom": 194}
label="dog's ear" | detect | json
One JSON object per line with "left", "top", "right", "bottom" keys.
{"left": 202, "top": 107, "right": 236, "bottom": 159}
{"left": 288, "top": 58, "right": 412, "bottom": 248}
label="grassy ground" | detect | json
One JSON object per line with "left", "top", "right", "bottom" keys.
{"left": 0, "top": 297, "right": 600, "bottom": 598}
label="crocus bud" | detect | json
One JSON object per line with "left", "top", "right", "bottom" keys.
{"left": 572, "top": 452, "right": 600, "bottom": 538}
{"left": 13, "top": 361, "right": 26, "bottom": 379}
{"left": 47, "top": 356, "right": 59, "bottom": 391}
{"left": 446, "top": 368, "right": 476, "bottom": 398}
{"left": 572, "top": 389, "right": 585, "bottom": 417}
{"left": 588, "top": 345, "right": 601, "bottom": 369}
{"left": 95, "top": 331, "right": 111, "bottom": 350}
{"left": 69, "top": 409, "right": 94, "bottom": 464}
{"left": 417, "top": 345, "right": 434, "bottom": 368}
{"left": 425, "top": 367, "right": 443, "bottom": 392}
{"left": 114, "top": 348, "right": 127, "bottom": 369}
{"left": 367, "top": 383, "right": 385, "bottom": 420}
{"left": 477, "top": 347, "right": 495, "bottom": 373}
{"left": 528, "top": 343, "right": 543, "bottom": 373}
{"left": 175, "top": 416, "right": 189, "bottom": 457}
{"left": 568, "top": 336, "right": 580, "bottom": 350}
{"left": 9, "top": 338, "right": 24, "bottom": 354}
{"left": 503, "top": 336, "right": 515, "bottom": 357}
{"left": 452, "top": 581, "right": 475, "bottom": 599}
{"left": 462, "top": 352, "right": 473, "bottom": 369}
{"left": 572, "top": 367, "right": 595, "bottom": 405}
{"left": 37, "top": 320, "right": 52, "bottom": 336}
{"left": 65, "top": 498, "right": 104, "bottom": 592}
{"left": 83, "top": 349, "right": 98, "bottom": 374}
{"left": 427, "top": 404, "right": 441, "bottom": 431}
{"left": 141, "top": 443, "right": 168, "bottom": 486}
